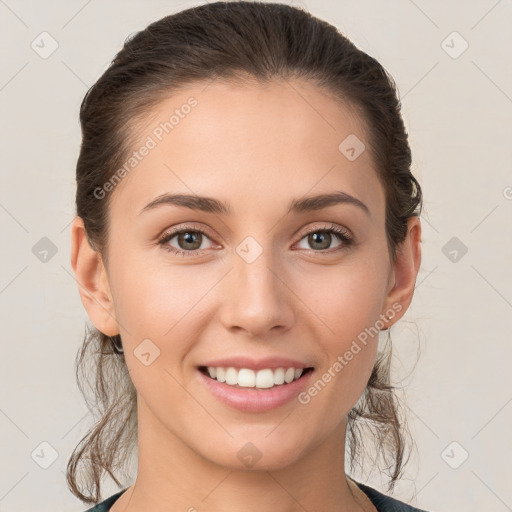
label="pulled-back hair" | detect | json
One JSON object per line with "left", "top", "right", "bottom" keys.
{"left": 67, "top": 1, "right": 423, "bottom": 504}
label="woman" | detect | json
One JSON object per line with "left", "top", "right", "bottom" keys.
{"left": 68, "top": 2, "right": 426, "bottom": 511}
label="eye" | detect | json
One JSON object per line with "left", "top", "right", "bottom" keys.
{"left": 295, "top": 224, "right": 353, "bottom": 253}
{"left": 158, "top": 225, "right": 215, "bottom": 257}
{"left": 157, "top": 223, "right": 353, "bottom": 257}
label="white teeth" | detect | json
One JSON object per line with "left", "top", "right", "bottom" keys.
{"left": 216, "top": 367, "right": 226, "bottom": 383}
{"left": 225, "top": 367, "right": 238, "bottom": 385}
{"left": 203, "top": 366, "right": 307, "bottom": 389}
{"left": 274, "top": 367, "right": 285, "bottom": 385}
{"left": 237, "top": 368, "right": 255, "bottom": 387}
{"left": 255, "top": 369, "right": 274, "bottom": 389}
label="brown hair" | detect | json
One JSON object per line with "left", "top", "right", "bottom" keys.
{"left": 68, "top": 1, "right": 423, "bottom": 504}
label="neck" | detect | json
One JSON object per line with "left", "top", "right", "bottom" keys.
{"left": 112, "top": 397, "right": 370, "bottom": 512}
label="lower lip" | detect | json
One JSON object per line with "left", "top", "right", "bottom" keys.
{"left": 197, "top": 369, "right": 314, "bottom": 413}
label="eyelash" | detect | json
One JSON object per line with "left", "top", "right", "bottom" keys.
{"left": 157, "top": 223, "right": 353, "bottom": 258}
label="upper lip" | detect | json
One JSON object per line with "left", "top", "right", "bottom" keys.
{"left": 199, "top": 356, "right": 314, "bottom": 371}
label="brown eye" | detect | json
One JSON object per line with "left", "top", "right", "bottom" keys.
{"left": 158, "top": 226, "right": 214, "bottom": 257}
{"left": 296, "top": 225, "right": 353, "bottom": 253}
{"left": 175, "top": 231, "right": 203, "bottom": 251}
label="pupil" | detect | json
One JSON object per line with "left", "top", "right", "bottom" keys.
{"left": 310, "top": 232, "right": 330, "bottom": 250}
{"left": 180, "top": 231, "right": 201, "bottom": 250}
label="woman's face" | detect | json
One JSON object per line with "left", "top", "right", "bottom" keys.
{"left": 92, "top": 78, "right": 409, "bottom": 470}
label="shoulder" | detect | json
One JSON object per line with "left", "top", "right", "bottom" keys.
{"left": 82, "top": 489, "right": 128, "bottom": 512}
{"left": 356, "top": 481, "right": 431, "bottom": 512}
{"left": 83, "top": 483, "right": 431, "bottom": 512}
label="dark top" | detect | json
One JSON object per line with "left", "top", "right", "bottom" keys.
{"left": 83, "top": 481, "right": 429, "bottom": 511}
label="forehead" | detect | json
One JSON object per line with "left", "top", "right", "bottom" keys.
{"left": 109, "top": 78, "right": 384, "bottom": 221}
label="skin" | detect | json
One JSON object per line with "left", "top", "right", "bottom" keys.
{"left": 71, "top": 77, "right": 421, "bottom": 512}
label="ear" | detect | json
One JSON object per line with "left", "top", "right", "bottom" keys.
{"left": 381, "top": 216, "right": 422, "bottom": 327}
{"left": 70, "top": 216, "right": 120, "bottom": 336}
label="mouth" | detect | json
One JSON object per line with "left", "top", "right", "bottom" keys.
{"left": 198, "top": 365, "right": 315, "bottom": 390}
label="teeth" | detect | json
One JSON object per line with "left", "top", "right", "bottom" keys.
{"left": 255, "top": 369, "right": 274, "bottom": 388}
{"left": 238, "top": 368, "right": 255, "bottom": 387}
{"left": 204, "top": 366, "right": 306, "bottom": 389}
{"left": 216, "top": 367, "right": 225, "bottom": 382}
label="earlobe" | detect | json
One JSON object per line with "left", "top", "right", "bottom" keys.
{"left": 381, "top": 216, "right": 422, "bottom": 327}
{"left": 70, "top": 216, "right": 120, "bottom": 336}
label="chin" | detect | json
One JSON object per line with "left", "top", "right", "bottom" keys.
{"left": 198, "top": 433, "right": 309, "bottom": 472}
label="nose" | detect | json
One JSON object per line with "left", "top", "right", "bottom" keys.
{"left": 219, "top": 246, "right": 295, "bottom": 338}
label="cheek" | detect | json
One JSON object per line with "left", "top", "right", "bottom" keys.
{"left": 295, "top": 257, "right": 389, "bottom": 344}
{"left": 292, "top": 257, "right": 388, "bottom": 406}
{"left": 108, "top": 252, "right": 212, "bottom": 340}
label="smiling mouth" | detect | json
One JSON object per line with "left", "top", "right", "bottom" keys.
{"left": 198, "top": 365, "right": 314, "bottom": 390}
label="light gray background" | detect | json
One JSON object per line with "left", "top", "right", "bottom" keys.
{"left": 1, "top": 1, "right": 511, "bottom": 511}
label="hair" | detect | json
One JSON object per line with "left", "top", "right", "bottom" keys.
{"left": 67, "top": 1, "right": 423, "bottom": 504}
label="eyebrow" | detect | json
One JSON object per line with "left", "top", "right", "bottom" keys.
{"left": 139, "top": 190, "right": 370, "bottom": 217}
